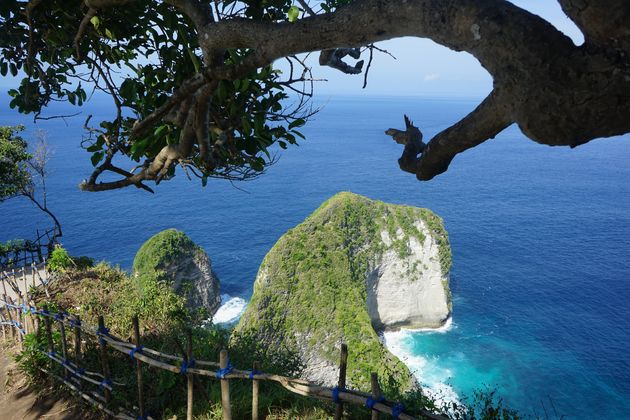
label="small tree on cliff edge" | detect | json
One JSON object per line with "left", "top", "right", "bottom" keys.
{"left": 0, "top": 1, "right": 628, "bottom": 193}
{"left": 0, "top": 125, "right": 62, "bottom": 241}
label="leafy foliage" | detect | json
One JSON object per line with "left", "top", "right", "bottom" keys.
{"left": 0, "top": 1, "right": 318, "bottom": 190}
{"left": 132, "top": 228, "right": 196, "bottom": 279}
{"left": 46, "top": 245, "right": 73, "bottom": 273}
{"left": 0, "top": 125, "right": 30, "bottom": 200}
{"left": 24, "top": 262, "right": 325, "bottom": 418}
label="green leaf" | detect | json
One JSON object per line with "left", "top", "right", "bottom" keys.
{"left": 287, "top": 5, "right": 300, "bottom": 22}
{"left": 186, "top": 48, "right": 201, "bottom": 73}
{"left": 239, "top": 78, "right": 250, "bottom": 92}
{"left": 91, "top": 151, "right": 104, "bottom": 166}
{"left": 154, "top": 125, "right": 168, "bottom": 137}
{"left": 90, "top": 15, "right": 100, "bottom": 30}
{"left": 105, "top": 28, "right": 114, "bottom": 40}
{"left": 288, "top": 118, "right": 306, "bottom": 129}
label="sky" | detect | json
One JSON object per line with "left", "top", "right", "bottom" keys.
{"left": 313, "top": 1, "right": 584, "bottom": 98}
{"left": 0, "top": 1, "right": 584, "bottom": 100}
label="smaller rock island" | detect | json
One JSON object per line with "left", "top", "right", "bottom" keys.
{"left": 133, "top": 229, "right": 221, "bottom": 316}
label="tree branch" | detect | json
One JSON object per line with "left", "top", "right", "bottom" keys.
{"left": 416, "top": 89, "right": 513, "bottom": 180}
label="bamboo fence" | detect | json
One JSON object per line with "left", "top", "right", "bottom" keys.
{"left": 0, "top": 268, "right": 446, "bottom": 420}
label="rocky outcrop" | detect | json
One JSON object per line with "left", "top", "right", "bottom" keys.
{"left": 235, "top": 192, "right": 452, "bottom": 392}
{"left": 133, "top": 229, "right": 221, "bottom": 316}
{"left": 367, "top": 222, "right": 451, "bottom": 331}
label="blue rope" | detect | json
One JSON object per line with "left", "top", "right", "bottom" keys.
{"left": 97, "top": 326, "right": 110, "bottom": 346}
{"left": 46, "top": 351, "right": 56, "bottom": 358}
{"left": 332, "top": 386, "right": 344, "bottom": 403}
{"left": 97, "top": 326, "right": 110, "bottom": 335}
{"left": 40, "top": 309, "right": 50, "bottom": 316}
{"left": 75, "top": 368, "right": 86, "bottom": 376}
{"left": 54, "top": 312, "right": 64, "bottom": 322}
{"left": 99, "top": 378, "right": 113, "bottom": 389}
{"left": 69, "top": 318, "right": 82, "bottom": 328}
{"left": 216, "top": 362, "right": 233, "bottom": 379}
{"left": 248, "top": 369, "right": 262, "bottom": 379}
{"left": 365, "top": 396, "right": 384, "bottom": 409}
{"left": 180, "top": 359, "right": 196, "bottom": 375}
{"left": 392, "top": 403, "right": 405, "bottom": 419}
{"left": 129, "top": 346, "right": 144, "bottom": 360}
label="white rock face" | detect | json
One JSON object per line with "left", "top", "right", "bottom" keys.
{"left": 367, "top": 221, "right": 450, "bottom": 330}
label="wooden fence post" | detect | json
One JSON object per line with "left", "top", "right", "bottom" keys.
{"left": 43, "top": 306, "right": 54, "bottom": 370}
{"left": 19, "top": 296, "right": 28, "bottom": 336}
{"left": 220, "top": 349, "right": 232, "bottom": 420}
{"left": 370, "top": 373, "right": 382, "bottom": 420}
{"left": 74, "top": 315, "right": 82, "bottom": 387}
{"left": 132, "top": 316, "right": 145, "bottom": 419}
{"left": 8, "top": 296, "right": 22, "bottom": 348}
{"left": 186, "top": 329, "right": 194, "bottom": 420}
{"left": 334, "top": 343, "right": 348, "bottom": 420}
{"left": 1, "top": 311, "right": 6, "bottom": 341}
{"left": 0, "top": 286, "right": 6, "bottom": 341}
{"left": 22, "top": 269, "right": 27, "bottom": 301}
{"left": 59, "top": 314, "right": 69, "bottom": 378}
{"left": 98, "top": 316, "right": 112, "bottom": 402}
{"left": 252, "top": 361, "right": 260, "bottom": 420}
{"left": 31, "top": 262, "right": 36, "bottom": 290}
{"left": 3, "top": 295, "right": 15, "bottom": 341}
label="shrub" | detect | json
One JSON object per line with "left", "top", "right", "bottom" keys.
{"left": 47, "top": 245, "right": 73, "bottom": 272}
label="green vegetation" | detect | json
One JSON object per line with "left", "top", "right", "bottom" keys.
{"left": 236, "top": 192, "right": 452, "bottom": 394}
{"left": 46, "top": 245, "right": 73, "bottom": 272}
{"left": 22, "top": 262, "right": 326, "bottom": 418}
{"left": 46, "top": 245, "right": 94, "bottom": 273}
{"left": 0, "top": 125, "right": 29, "bottom": 200}
{"left": 133, "top": 228, "right": 196, "bottom": 279}
{"left": 11, "top": 227, "right": 522, "bottom": 419}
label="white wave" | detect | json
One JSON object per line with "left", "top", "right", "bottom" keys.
{"left": 383, "top": 318, "right": 461, "bottom": 408}
{"left": 212, "top": 294, "right": 248, "bottom": 325}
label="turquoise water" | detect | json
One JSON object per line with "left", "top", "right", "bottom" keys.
{"left": 1, "top": 95, "right": 629, "bottom": 418}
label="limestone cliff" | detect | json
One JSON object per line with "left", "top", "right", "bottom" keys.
{"left": 133, "top": 229, "right": 221, "bottom": 316}
{"left": 235, "top": 192, "right": 452, "bottom": 392}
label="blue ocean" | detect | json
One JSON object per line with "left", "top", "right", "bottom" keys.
{"left": 1, "top": 94, "right": 629, "bottom": 419}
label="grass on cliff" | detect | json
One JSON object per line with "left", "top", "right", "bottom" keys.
{"left": 23, "top": 263, "right": 332, "bottom": 419}
{"left": 133, "top": 228, "right": 197, "bottom": 278}
{"left": 236, "top": 192, "right": 452, "bottom": 396}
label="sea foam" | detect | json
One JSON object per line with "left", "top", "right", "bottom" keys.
{"left": 382, "top": 318, "right": 461, "bottom": 407}
{"left": 212, "top": 294, "right": 248, "bottom": 325}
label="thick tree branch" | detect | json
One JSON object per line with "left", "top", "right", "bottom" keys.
{"left": 197, "top": 0, "right": 628, "bottom": 179}
{"left": 557, "top": 0, "right": 630, "bottom": 51}
{"left": 416, "top": 89, "right": 513, "bottom": 180}
{"left": 165, "top": 0, "right": 213, "bottom": 28}
{"left": 14, "top": 0, "right": 629, "bottom": 189}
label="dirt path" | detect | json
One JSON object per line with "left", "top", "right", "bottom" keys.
{"left": 1, "top": 264, "right": 49, "bottom": 303}
{"left": 0, "top": 345, "right": 96, "bottom": 420}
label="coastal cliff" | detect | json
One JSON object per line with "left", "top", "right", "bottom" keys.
{"left": 133, "top": 229, "right": 221, "bottom": 316}
{"left": 235, "top": 192, "right": 451, "bottom": 392}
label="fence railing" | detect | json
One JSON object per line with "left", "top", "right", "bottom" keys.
{"left": 0, "top": 226, "right": 59, "bottom": 269}
{"left": 0, "top": 270, "right": 446, "bottom": 420}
